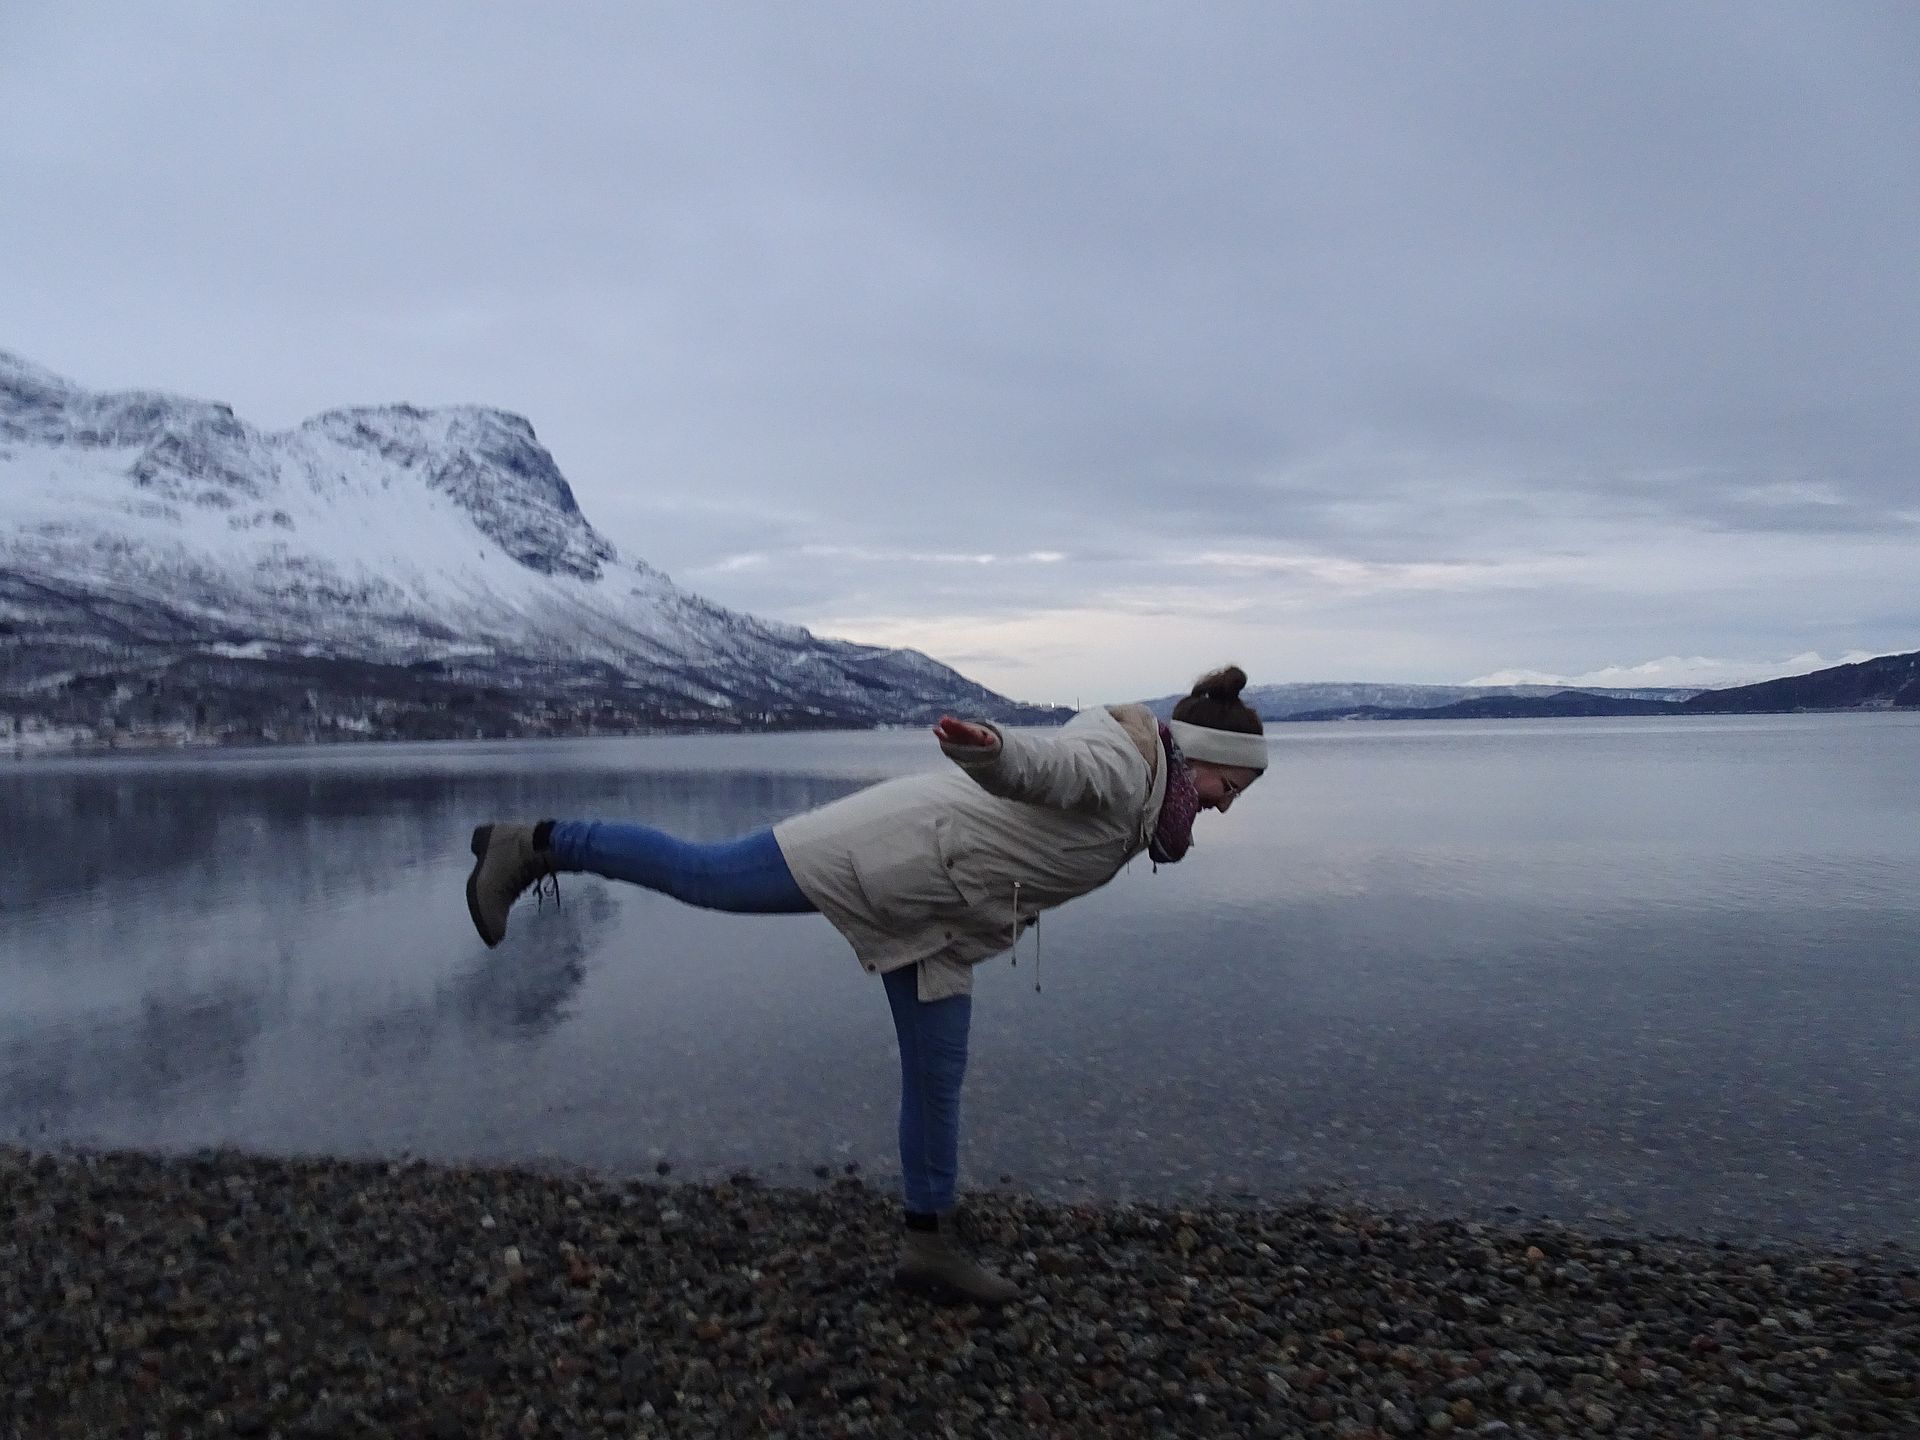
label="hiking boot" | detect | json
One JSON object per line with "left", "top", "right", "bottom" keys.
{"left": 894, "top": 1228, "right": 1020, "bottom": 1306}
{"left": 465, "top": 823, "right": 558, "bottom": 947}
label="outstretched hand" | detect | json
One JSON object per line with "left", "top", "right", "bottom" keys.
{"left": 932, "top": 715, "right": 997, "bottom": 749}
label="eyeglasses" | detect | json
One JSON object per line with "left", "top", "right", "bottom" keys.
{"left": 1218, "top": 774, "right": 1244, "bottom": 799}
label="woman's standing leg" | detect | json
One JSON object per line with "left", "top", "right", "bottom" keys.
{"left": 883, "top": 966, "right": 1018, "bottom": 1303}
{"left": 883, "top": 965, "right": 970, "bottom": 1213}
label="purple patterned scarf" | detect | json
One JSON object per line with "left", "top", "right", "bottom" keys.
{"left": 1148, "top": 721, "right": 1199, "bottom": 865}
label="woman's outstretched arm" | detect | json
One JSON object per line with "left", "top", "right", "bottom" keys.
{"left": 929, "top": 713, "right": 1143, "bottom": 815}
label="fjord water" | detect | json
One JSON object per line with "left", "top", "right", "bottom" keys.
{"left": 3, "top": 714, "right": 1916, "bottom": 1247}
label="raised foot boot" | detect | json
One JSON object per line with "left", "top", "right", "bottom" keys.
{"left": 465, "top": 822, "right": 559, "bottom": 947}
{"left": 894, "top": 1228, "right": 1020, "bottom": 1306}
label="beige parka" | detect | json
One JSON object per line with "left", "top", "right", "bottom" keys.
{"left": 773, "top": 703, "right": 1168, "bottom": 1001}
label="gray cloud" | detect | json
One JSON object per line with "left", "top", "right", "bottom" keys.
{"left": 2, "top": 1, "right": 1915, "bottom": 696}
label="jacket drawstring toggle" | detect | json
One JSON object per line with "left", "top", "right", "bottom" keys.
{"left": 1009, "top": 881, "right": 1040, "bottom": 992}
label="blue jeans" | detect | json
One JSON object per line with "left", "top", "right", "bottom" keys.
{"left": 547, "top": 822, "right": 816, "bottom": 912}
{"left": 882, "top": 965, "right": 972, "bottom": 1214}
{"left": 546, "top": 821, "right": 972, "bottom": 1211}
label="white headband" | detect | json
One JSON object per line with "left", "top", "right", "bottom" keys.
{"left": 1169, "top": 719, "right": 1268, "bottom": 773}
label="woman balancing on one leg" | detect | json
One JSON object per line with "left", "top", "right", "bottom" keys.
{"left": 464, "top": 666, "right": 1267, "bottom": 1304}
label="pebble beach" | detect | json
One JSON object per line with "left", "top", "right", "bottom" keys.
{"left": 4, "top": 1146, "right": 1916, "bottom": 1440}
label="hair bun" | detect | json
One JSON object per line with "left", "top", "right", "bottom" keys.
{"left": 1189, "top": 665, "right": 1248, "bottom": 704}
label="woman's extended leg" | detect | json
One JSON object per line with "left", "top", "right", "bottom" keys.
{"left": 544, "top": 821, "right": 816, "bottom": 914}
{"left": 465, "top": 820, "right": 813, "bottom": 946}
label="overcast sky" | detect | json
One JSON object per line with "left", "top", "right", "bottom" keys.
{"left": 4, "top": 3, "right": 1915, "bottom": 703}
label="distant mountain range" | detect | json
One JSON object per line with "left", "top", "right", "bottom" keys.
{"left": 0, "top": 349, "right": 1064, "bottom": 749}
{"left": 1145, "top": 681, "right": 1700, "bottom": 721}
{"left": 1677, "top": 650, "right": 1920, "bottom": 714}
{"left": 1198, "top": 652, "right": 1918, "bottom": 722}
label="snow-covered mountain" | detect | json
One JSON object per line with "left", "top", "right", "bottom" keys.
{"left": 0, "top": 350, "right": 1060, "bottom": 745}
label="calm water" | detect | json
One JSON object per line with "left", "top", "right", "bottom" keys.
{"left": 4, "top": 714, "right": 1917, "bottom": 1247}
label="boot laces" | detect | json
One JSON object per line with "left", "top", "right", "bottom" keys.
{"left": 531, "top": 870, "right": 561, "bottom": 911}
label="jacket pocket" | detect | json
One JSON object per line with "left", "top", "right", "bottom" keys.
{"left": 848, "top": 813, "right": 970, "bottom": 926}
{"left": 933, "top": 816, "right": 1002, "bottom": 911}
{"left": 935, "top": 825, "right": 1035, "bottom": 954}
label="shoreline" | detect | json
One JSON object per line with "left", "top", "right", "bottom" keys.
{"left": 6, "top": 1145, "right": 1915, "bottom": 1438}
{"left": 9, "top": 705, "right": 1913, "bottom": 764}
